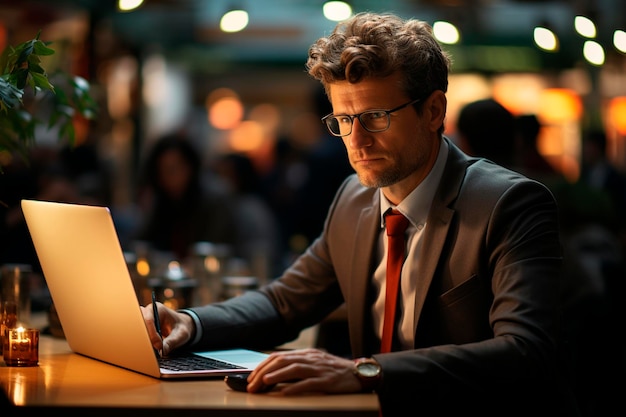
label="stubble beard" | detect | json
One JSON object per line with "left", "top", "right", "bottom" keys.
{"left": 355, "top": 163, "right": 412, "bottom": 189}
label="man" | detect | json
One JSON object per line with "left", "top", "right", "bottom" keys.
{"left": 142, "top": 12, "right": 578, "bottom": 416}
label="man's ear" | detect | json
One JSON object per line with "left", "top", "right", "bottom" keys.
{"left": 425, "top": 90, "right": 447, "bottom": 133}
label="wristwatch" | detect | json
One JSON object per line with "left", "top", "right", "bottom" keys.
{"left": 353, "top": 357, "right": 382, "bottom": 392}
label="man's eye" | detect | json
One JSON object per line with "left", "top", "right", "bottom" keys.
{"left": 337, "top": 116, "right": 352, "bottom": 124}
{"left": 363, "top": 111, "right": 386, "bottom": 120}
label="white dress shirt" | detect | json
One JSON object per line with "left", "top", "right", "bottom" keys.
{"left": 372, "top": 138, "right": 448, "bottom": 350}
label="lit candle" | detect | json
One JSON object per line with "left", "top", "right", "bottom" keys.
{"left": 3, "top": 326, "right": 39, "bottom": 367}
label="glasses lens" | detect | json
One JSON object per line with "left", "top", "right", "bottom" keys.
{"left": 326, "top": 116, "right": 353, "bottom": 136}
{"left": 360, "top": 111, "right": 390, "bottom": 132}
{"left": 325, "top": 117, "right": 341, "bottom": 135}
{"left": 324, "top": 109, "right": 394, "bottom": 136}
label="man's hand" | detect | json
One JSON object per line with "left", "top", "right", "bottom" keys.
{"left": 247, "top": 348, "right": 362, "bottom": 394}
{"left": 140, "top": 303, "right": 194, "bottom": 356}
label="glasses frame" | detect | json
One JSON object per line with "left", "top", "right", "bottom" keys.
{"left": 321, "top": 98, "right": 421, "bottom": 137}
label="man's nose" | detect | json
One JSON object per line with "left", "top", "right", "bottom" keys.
{"left": 346, "top": 118, "right": 373, "bottom": 147}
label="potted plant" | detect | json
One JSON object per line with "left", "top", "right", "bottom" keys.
{"left": 0, "top": 31, "right": 97, "bottom": 176}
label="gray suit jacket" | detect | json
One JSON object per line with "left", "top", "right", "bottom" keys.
{"left": 189, "top": 137, "right": 578, "bottom": 416}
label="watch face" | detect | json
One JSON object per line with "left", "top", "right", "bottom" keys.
{"left": 357, "top": 362, "right": 380, "bottom": 377}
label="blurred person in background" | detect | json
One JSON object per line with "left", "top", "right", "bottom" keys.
{"left": 260, "top": 87, "right": 353, "bottom": 261}
{"left": 212, "top": 152, "right": 282, "bottom": 280}
{"left": 133, "top": 133, "right": 237, "bottom": 262}
{"left": 455, "top": 98, "right": 517, "bottom": 171}
{"left": 141, "top": 12, "right": 578, "bottom": 416}
{"left": 514, "top": 113, "right": 563, "bottom": 187}
{"left": 294, "top": 86, "right": 354, "bottom": 248}
{"left": 578, "top": 129, "right": 626, "bottom": 240}
{"left": 259, "top": 137, "right": 310, "bottom": 259}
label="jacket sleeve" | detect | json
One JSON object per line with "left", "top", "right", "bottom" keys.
{"left": 188, "top": 290, "right": 292, "bottom": 351}
{"left": 186, "top": 175, "right": 358, "bottom": 351}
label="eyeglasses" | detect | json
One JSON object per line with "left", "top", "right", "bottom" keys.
{"left": 321, "top": 98, "right": 421, "bottom": 137}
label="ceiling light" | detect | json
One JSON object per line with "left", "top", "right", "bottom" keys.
{"left": 614, "top": 30, "right": 626, "bottom": 54}
{"left": 118, "top": 0, "right": 144, "bottom": 12}
{"left": 323, "top": 1, "right": 352, "bottom": 22}
{"left": 583, "top": 40, "right": 605, "bottom": 66}
{"left": 574, "top": 15, "right": 596, "bottom": 38}
{"left": 533, "top": 26, "right": 558, "bottom": 52}
{"left": 433, "top": 21, "right": 460, "bottom": 45}
{"left": 220, "top": 9, "right": 249, "bottom": 33}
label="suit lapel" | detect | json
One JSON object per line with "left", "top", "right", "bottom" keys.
{"left": 412, "top": 139, "right": 470, "bottom": 338}
{"left": 348, "top": 191, "right": 380, "bottom": 355}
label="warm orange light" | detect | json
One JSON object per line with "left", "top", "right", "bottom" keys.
{"left": 249, "top": 103, "right": 281, "bottom": 134}
{"left": 136, "top": 258, "right": 150, "bottom": 276}
{"left": 209, "top": 97, "right": 244, "bottom": 130}
{"left": 492, "top": 73, "right": 546, "bottom": 115}
{"left": 228, "top": 120, "right": 265, "bottom": 152}
{"left": 538, "top": 89, "right": 583, "bottom": 123}
{"left": 608, "top": 96, "right": 626, "bottom": 135}
{"left": 206, "top": 88, "right": 244, "bottom": 130}
{"left": 560, "top": 154, "right": 580, "bottom": 183}
{"left": 536, "top": 125, "right": 560, "bottom": 156}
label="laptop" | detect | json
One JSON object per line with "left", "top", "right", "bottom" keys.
{"left": 21, "top": 199, "right": 268, "bottom": 379}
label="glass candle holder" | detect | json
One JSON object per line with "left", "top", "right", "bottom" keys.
{"left": 3, "top": 327, "right": 39, "bottom": 367}
{"left": 0, "top": 300, "right": 18, "bottom": 356}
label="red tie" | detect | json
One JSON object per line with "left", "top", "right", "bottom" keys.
{"left": 380, "top": 209, "right": 409, "bottom": 353}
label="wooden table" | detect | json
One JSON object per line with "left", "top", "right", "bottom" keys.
{"left": 0, "top": 335, "right": 379, "bottom": 417}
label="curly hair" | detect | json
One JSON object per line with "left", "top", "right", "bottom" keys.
{"left": 306, "top": 12, "right": 451, "bottom": 102}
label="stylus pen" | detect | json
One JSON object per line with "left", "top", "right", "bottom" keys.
{"left": 152, "top": 290, "right": 163, "bottom": 357}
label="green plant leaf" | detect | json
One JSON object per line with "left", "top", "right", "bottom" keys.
{"left": 0, "top": 32, "right": 97, "bottom": 171}
{"left": 31, "top": 72, "right": 54, "bottom": 92}
{"left": 32, "top": 39, "right": 55, "bottom": 56}
{"left": 15, "top": 41, "right": 35, "bottom": 66}
{"left": 12, "top": 68, "right": 29, "bottom": 89}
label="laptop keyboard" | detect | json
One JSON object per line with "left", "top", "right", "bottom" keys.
{"left": 159, "top": 353, "right": 246, "bottom": 372}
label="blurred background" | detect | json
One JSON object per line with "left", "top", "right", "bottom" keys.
{"left": 1, "top": 0, "right": 626, "bottom": 289}
{"left": 2, "top": 4, "right": 625, "bottom": 412}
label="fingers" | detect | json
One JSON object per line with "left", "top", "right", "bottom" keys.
{"left": 247, "top": 349, "right": 361, "bottom": 395}
{"left": 160, "top": 309, "right": 195, "bottom": 356}
{"left": 142, "top": 303, "right": 194, "bottom": 357}
{"left": 140, "top": 305, "right": 163, "bottom": 351}
{"left": 141, "top": 302, "right": 176, "bottom": 355}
